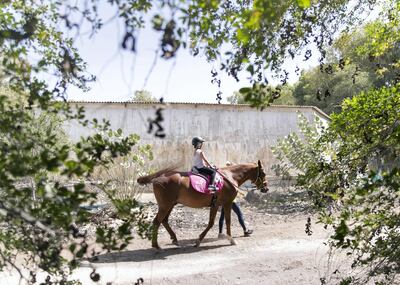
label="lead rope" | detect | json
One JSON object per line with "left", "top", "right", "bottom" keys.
{"left": 217, "top": 165, "right": 261, "bottom": 195}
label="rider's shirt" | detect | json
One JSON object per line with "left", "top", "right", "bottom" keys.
{"left": 193, "top": 149, "right": 205, "bottom": 168}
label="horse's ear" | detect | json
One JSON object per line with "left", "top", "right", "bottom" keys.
{"left": 257, "top": 160, "right": 262, "bottom": 168}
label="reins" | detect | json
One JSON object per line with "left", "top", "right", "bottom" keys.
{"left": 217, "top": 163, "right": 263, "bottom": 192}
{"left": 216, "top": 169, "right": 241, "bottom": 192}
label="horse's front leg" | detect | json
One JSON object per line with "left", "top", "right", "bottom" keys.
{"left": 194, "top": 205, "right": 219, "bottom": 247}
{"left": 223, "top": 203, "right": 236, "bottom": 245}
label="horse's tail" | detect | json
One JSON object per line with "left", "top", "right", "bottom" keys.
{"left": 137, "top": 165, "right": 181, "bottom": 185}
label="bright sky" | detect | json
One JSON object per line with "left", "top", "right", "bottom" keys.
{"left": 66, "top": 2, "right": 378, "bottom": 104}
{"left": 65, "top": 4, "right": 323, "bottom": 104}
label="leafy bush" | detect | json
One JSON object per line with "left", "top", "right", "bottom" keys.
{"left": 272, "top": 85, "right": 400, "bottom": 283}
{"left": 0, "top": 89, "right": 152, "bottom": 283}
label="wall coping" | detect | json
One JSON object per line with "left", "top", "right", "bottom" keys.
{"left": 67, "top": 101, "right": 331, "bottom": 121}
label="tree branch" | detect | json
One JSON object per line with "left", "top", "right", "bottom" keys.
{"left": 0, "top": 201, "right": 55, "bottom": 237}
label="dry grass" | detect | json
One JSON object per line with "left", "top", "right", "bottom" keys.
{"left": 90, "top": 146, "right": 153, "bottom": 205}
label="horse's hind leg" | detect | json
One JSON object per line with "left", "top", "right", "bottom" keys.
{"left": 195, "top": 205, "right": 219, "bottom": 247}
{"left": 152, "top": 206, "right": 171, "bottom": 250}
{"left": 162, "top": 205, "right": 179, "bottom": 246}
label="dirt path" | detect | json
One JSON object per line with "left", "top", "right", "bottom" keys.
{"left": 72, "top": 191, "right": 343, "bottom": 285}
{"left": 73, "top": 217, "right": 333, "bottom": 285}
{"left": 1, "top": 190, "right": 348, "bottom": 285}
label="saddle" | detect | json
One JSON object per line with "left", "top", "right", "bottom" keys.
{"left": 188, "top": 171, "right": 224, "bottom": 194}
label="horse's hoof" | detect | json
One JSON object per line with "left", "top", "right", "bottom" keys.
{"left": 218, "top": 233, "right": 226, "bottom": 239}
{"left": 153, "top": 248, "right": 162, "bottom": 253}
{"left": 172, "top": 240, "right": 180, "bottom": 247}
{"left": 228, "top": 236, "right": 237, "bottom": 245}
{"left": 152, "top": 245, "right": 162, "bottom": 252}
{"left": 194, "top": 240, "right": 201, "bottom": 247}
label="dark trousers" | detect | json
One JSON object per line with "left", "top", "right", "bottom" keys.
{"left": 193, "top": 166, "right": 216, "bottom": 184}
{"left": 219, "top": 202, "right": 246, "bottom": 233}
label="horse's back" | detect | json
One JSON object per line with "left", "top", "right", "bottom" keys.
{"left": 152, "top": 172, "right": 213, "bottom": 208}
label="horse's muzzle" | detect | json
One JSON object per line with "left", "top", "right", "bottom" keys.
{"left": 260, "top": 187, "right": 269, "bottom": 193}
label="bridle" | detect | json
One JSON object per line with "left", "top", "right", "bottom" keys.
{"left": 254, "top": 166, "right": 261, "bottom": 186}
{"left": 253, "top": 165, "right": 268, "bottom": 192}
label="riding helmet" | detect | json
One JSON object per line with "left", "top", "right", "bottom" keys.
{"left": 192, "top": 136, "right": 205, "bottom": 146}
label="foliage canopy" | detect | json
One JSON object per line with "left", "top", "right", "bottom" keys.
{"left": 293, "top": 22, "right": 400, "bottom": 114}
{"left": 273, "top": 79, "right": 400, "bottom": 284}
{"left": 1, "top": 0, "right": 399, "bottom": 283}
{"left": 271, "top": 2, "right": 400, "bottom": 282}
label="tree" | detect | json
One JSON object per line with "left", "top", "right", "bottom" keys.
{"left": 293, "top": 64, "right": 373, "bottom": 114}
{"left": 293, "top": 21, "right": 400, "bottom": 114}
{"left": 0, "top": 2, "right": 152, "bottom": 282}
{"left": 273, "top": 85, "right": 400, "bottom": 283}
{"left": 227, "top": 84, "right": 295, "bottom": 105}
{"left": 227, "top": 91, "right": 246, "bottom": 104}
{"left": 131, "top": 90, "right": 157, "bottom": 102}
{"left": 2, "top": 0, "right": 376, "bottom": 106}
{"left": 0, "top": 84, "right": 152, "bottom": 282}
{"left": 0, "top": 0, "right": 396, "bottom": 283}
{"left": 271, "top": 5, "right": 400, "bottom": 281}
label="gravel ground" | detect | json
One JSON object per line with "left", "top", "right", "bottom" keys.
{"left": 78, "top": 187, "right": 351, "bottom": 285}
{"left": 0, "top": 187, "right": 356, "bottom": 285}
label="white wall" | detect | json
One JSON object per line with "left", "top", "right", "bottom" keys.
{"left": 65, "top": 102, "right": 330, "bottom": 174}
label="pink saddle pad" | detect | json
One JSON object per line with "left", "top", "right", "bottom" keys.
{"left": 189, "top": 172, "right": 224, "bottom": 194}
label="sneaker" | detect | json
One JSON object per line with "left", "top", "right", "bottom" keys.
{"left": 244, "top": 229, "right": 253, "bottom": 237}
{"left": 218, "top": 233, "right": 225, "bottom": 239}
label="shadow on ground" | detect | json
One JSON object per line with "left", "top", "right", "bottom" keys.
{"left": 87, "top": 237, "right": 231, "bottom": 263}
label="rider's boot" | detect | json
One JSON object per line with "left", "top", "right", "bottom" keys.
{"left": 207, "top": 183, "right": 217, "bottom": 192}
{"left": 207, "top": 178, "right": 217, "bottom": 192}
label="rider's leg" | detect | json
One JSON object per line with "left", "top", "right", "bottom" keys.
{"left": 203, "top": 167, "right": 217, "bottom": 190}
{"left": 209, "top": 169, "right": 217, "bottom": 189}
{"left": 198, "top": 167, "right": 217, "bottom": 190}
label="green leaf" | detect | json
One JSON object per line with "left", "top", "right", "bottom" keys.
{"left": 332, "top": 220, "right": 349, "bottom": 245}
{"left": 236, "top": 29, "right": 250, "bottom": 44}
{"left": 297, "top": 0, "right": 311, "bottom": 8}
{"left": 239, "top": 87, "right": 251, "bottom": 93}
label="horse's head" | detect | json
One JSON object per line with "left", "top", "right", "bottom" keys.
{"left": 252, "top": 160, "right": 269, "bottom": 193}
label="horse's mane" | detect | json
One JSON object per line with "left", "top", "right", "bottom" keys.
{"left": 221, "top": 163, "right": 256, "bottom": 171}
{"left": 137, "top": 165, "right": 181, "bottom": 185}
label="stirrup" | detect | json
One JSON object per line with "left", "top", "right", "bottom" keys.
{"left": 208, "top": 184, "right": 216, "bottom": 191}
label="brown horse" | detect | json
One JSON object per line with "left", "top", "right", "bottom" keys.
{"left": 136, "top": 160, "right": 268, "bottom": 249}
